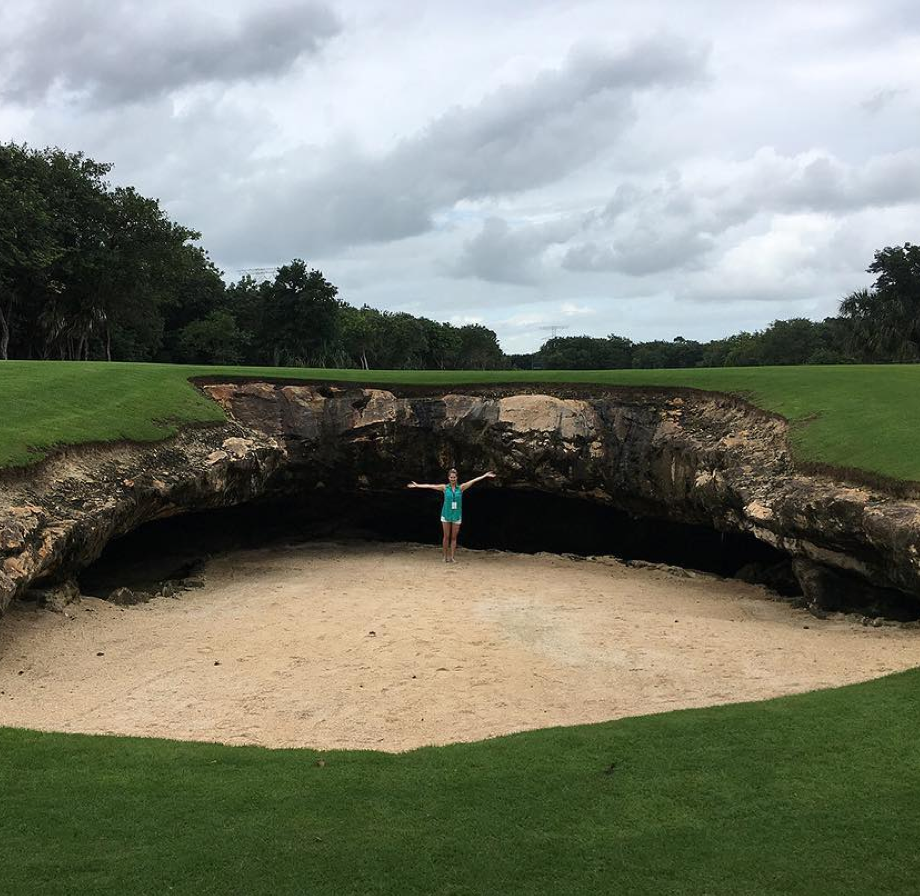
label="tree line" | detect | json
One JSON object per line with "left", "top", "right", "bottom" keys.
{"left": 521, "top": 244, "right": 920, "bottom": 370}
{"left": 0, "top": 143, "right": 225, "bottom": 363}
{"left": 2, "top": 141, "right": 918, "bottom": 368}
{"left": 214, "top": 263, "right": 503, "bottom": 369}
{"left": 0, "top": 142, "right": 503, "bottom": 368}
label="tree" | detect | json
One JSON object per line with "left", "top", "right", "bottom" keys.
{"left": 507, "top": 352, "right": 537, "bottom": 369}
{"left": 156, "top": 238, "right": 226, "bottom": 363}
{"left": 339, "top": 304, "right": 377, "bottom": 369}
{"left": 538, "top": 334, "right": 633, "bottom": 369}
{"left": 225, "top": 275, "right": 271, "bottom": 364}
{"left": 176, "top": 310, "right": 246, "bottom": 364}
{"left": 417, "top": 317, "right": 461, "bottom": 369}
{"left": 632, "top": 338, "right": 703, "bottom": 369}
{"left": 839, "top": 243, "right": 920, "bottom": 362}
{"left": 721, "top": 332, "right": 764, "bottom": 367}
{"left": 456, "top": 323, "right": 504, "bottom": 369}
{"left": 377, "top": 312, "right": 430, "bottom": 368}
{"left": 261, "top": 260, "right": 343, "bottom": 366}
{"left": 0, "top": 142, "right": 218, "bottom": 362}
{"left": 756, "top": 319, "right": 822, "bottom": 365}
{"left": 0, "top": 144, "right": 64, "bottom": 359}
{"left": 604, "top": 335, "right": 635, "bottom": 368}
{"left": 89, "top": 187, "right": 207, "bottom": 362}
{"left": 810, "top": 316, "right": 855, "bottom": 364}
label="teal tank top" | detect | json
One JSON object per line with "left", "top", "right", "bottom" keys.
{"left": 441, "top": 484, "right": 463, "bottom": 522}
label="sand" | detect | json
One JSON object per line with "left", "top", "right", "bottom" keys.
{"left": 1, "top": 541, "right": 918, "bottom": 752}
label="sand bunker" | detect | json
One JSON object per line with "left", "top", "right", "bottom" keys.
{"left": 1, "top": 541, "right": 918, "bottom": 751}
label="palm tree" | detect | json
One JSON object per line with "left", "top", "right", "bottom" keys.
{"left": 839, "top": 244, "right": 920, "bottom": 362}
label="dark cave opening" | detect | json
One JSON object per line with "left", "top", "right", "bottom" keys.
{"left": 78, "top": 486, "right": 798, "bottom": 600}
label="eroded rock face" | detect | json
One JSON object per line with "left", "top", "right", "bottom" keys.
{"left": 0, "top": 422, "right": 284, "bottom": 615}
{"left": 2, "top": 380, "right": 920, "bottom": 617}
{"left": 201, "top": 382, "right": 920, "bottom": 605}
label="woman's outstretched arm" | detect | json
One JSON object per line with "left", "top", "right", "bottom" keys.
{"left": 407, "top": 481, "right": 446, "bottom": 491}
{"left": 460, "top": 471, "right": 496, "bottom": 492}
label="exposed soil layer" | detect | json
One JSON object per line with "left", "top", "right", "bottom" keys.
{"left": 2, "top": 541, "right": 917, "bottom": 752}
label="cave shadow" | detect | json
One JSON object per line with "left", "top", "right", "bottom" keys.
{"left": 78, "top": 486, "right": 792, "bottom": 598}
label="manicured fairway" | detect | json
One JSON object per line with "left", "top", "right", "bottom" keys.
{"left": 2, "top": 360, "right": 920, "bottom": 482}
{"left": 2, "top": 670, "right": 920, "bottom": 895}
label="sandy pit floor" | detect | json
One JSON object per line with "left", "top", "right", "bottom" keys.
{"left": 1, "top": 541, "right": 919, "bottom": 751}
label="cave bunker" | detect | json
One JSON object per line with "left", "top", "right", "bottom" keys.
{"left": 3, "top": 484, "right": 920, "bottom": 752}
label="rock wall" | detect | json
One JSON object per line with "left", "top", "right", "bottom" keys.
{"left": 200, "top": 382, "right": 920, "bottom": 602}
{"left": 2, "top": 380, "right": 920, "bottom": 617}
{"left": 0, "top": 421, "right": 284, "bottom": 615}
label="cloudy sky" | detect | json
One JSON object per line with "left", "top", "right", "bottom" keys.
{"left": 1, "top": 1, "right": 918, "bottom": 352}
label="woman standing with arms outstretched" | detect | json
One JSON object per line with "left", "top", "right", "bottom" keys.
{"left": 407, "top": 468, "right": 496, "bottom": 562}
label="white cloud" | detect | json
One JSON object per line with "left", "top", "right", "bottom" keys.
{"left": 560, "top": 302, "right": 594, "bottom": 316}
{"left": 449, "top": 315, "right": 484, "bottom": 326}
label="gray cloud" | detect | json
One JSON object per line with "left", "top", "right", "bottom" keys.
{"left": 451, "top": 216, "right": 583, "bottom": 284}
{"left": 218, "top": 34, "right": 709, "bottom": 258}
{"left": 0, "top": 0, "right": 340, "bottom": 105}
{"left": 559, "top": 148, "right": 920, "bottom": 278}
{"left": 742, "top": 148, "right": 920, "bottom": 214}
{"left": 440, "top": 145, "right": 920, "bottom": 288}
{"left": 563, "top": 231, "right": 713, "bottom": 276}
{"left": 860, "top": 86, "right": 908, "bottom": 114}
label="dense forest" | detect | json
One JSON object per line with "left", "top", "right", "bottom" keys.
{"left": 2, "top": 142, "right": 918, "bottom": 369}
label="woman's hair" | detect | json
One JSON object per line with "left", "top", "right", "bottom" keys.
{"left": 448, "top": 467, "right": 458, "bottom": 475}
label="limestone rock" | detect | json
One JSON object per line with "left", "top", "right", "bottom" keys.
{"left": 0, "top": 505, "right": 45, "bottom": 554}
{"left": 277, "top": 385, "right": 324, "bottom": 441}
{"left": 24, "top": 578, "right": 81, "bottom": 612}
{"left": 441, "top": 394, "right": 497, "bottom": 426}
{"left": 221, "top": 438, "right": 254, "bottom": 459}
{"left": 0, "top": 418, "right": 284, "bottom": 617}
{"left": 792, "top": 558, "right": 919, "bottom": 620}
{"left": 107, "top": 586, "right": 151, "bottom": 606}
{"left": 497, "top": 395, "right": 598, "bottom": 441}
{"left": 355, "top": 389, "right": 406, "bottom": 428}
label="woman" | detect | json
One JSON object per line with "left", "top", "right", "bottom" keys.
{"left": 407, "top": 468, "right": 496, "bottom": 562}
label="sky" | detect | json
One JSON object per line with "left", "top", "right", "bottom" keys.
{"left": 1, "top": 1, "right": 918, "bottom": 353}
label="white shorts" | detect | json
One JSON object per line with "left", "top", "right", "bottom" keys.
{"left": 440, "top": 517, "right": 462, "bottom": 524}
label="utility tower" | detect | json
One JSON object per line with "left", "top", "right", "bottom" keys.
{"left": 538, "top": 324, "right": 569, "bottom": 340}
{"left": 238, "top": 266, "right": 280, "bottom": 280}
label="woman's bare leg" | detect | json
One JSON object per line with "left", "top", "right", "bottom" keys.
{"left": 450, "top": 523, "right": 461, "bottom": 561}
{"left": 441, "top": 521, "right": 451, "bottom": 561}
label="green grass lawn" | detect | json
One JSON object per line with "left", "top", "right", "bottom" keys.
{"left": 2, "top": 360, "right": 920, "bottom": 482}
{"left": 2, "top": 670, "right": 919, "bottom": 895}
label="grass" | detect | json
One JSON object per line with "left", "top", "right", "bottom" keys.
{"left": 2, "top": 670, "right": 920, "bottom": 895}
{"left": 2, "top": 360, "right": 920, "bottom": 481}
